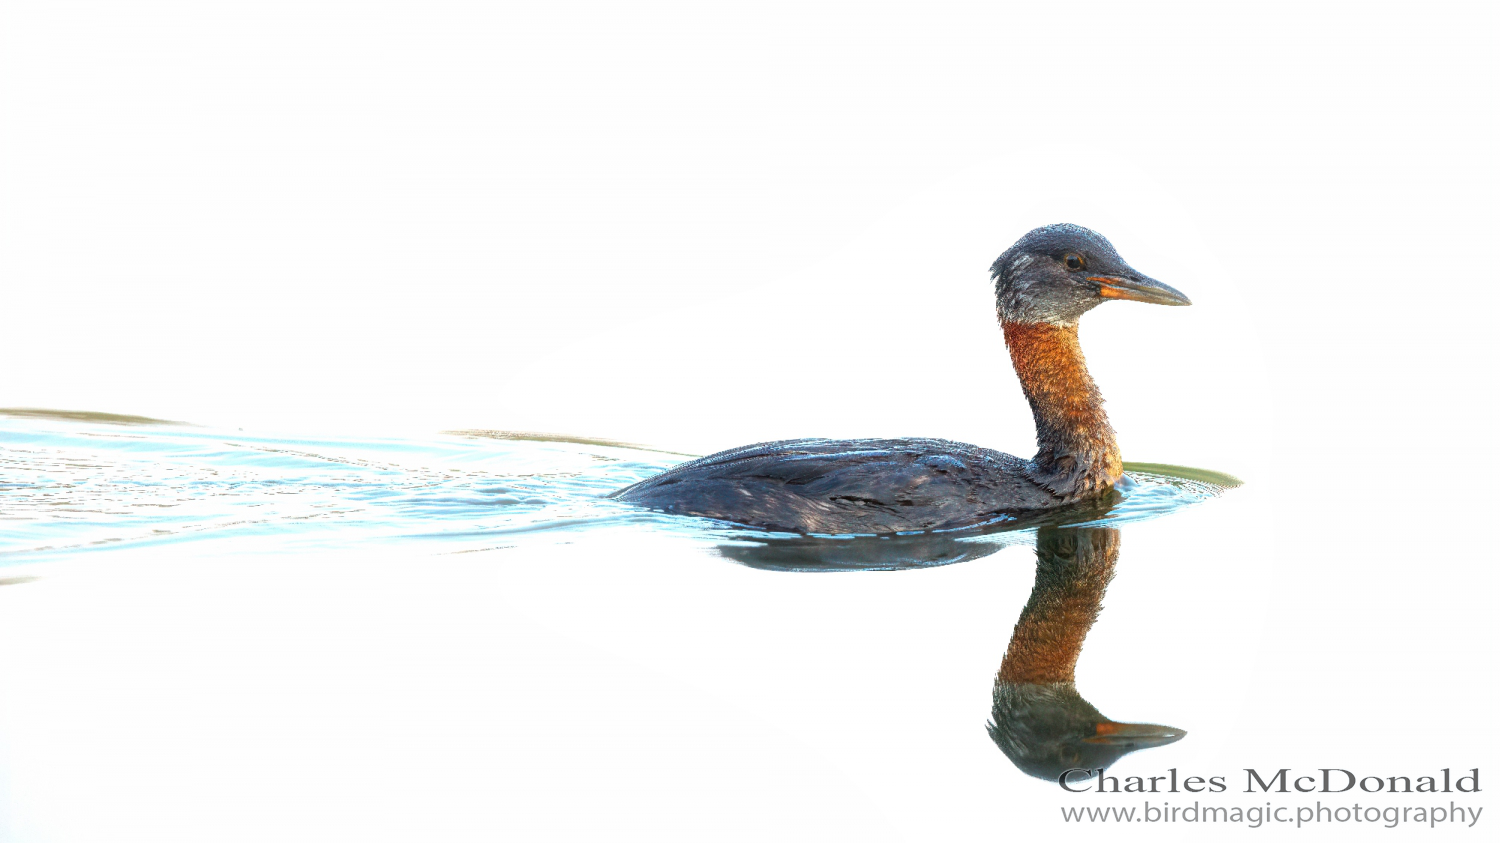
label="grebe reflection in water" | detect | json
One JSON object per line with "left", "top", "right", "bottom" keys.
{"left": 612, "top": 225, "right": 1191, "bottom": 535}
{"left": 990, "top": 526, "right": 1183, "bottom": 782}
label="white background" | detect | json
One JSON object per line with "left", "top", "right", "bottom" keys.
{"left": 1, "top": 1, "right": 1496, "bottom": 841}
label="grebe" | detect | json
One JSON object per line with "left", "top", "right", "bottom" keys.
{"left": 990, "top": 527, "right": 1183, "bottom": 781}
{"left": 611, "top": 224, "right": 1191, "bottom": 534}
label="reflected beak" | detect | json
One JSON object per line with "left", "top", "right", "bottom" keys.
{"left": 1089, "top": 274, "right": 1192, "bottom": 306}
{"left": 1084, "top": 720, "right": 1188, "bottom": 747}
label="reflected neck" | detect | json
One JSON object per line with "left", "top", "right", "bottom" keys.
{"left": 1002, "top": 320, "right": 1122, "bottom": 500}
{"left": 998, "top": 528, "right": 1119, "bottom": 685}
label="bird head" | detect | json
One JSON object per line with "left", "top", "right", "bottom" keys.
{"left": 992, "top": 224, "right": 1191, "bottom": 325}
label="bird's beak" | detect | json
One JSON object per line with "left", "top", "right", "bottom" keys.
{"left": 1089, "top": 274, "right": 1192, "bottom": 306}
{"left": 1083, "top": 720, "right": 1187, "bottom": 748}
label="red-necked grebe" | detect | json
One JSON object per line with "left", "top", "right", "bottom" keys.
{"left": 611, "top": 224, "right": 1191, "bottom": 534}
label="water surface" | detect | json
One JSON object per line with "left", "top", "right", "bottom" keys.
{"left": 1, "top": 411, "right": 1236, "bottom": 570}
{"left": 1, "top": 407, "right": 1251, "bottom": 824}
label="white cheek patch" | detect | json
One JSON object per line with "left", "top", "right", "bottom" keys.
{"left": 1007, "top": 255, "right": 1040, "bottom": 292}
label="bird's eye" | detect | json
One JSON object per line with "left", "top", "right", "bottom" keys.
{"left": 1064, "top": 253, "right": 1086, "bottom": 271}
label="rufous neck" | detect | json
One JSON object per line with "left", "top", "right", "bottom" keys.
{"left": 1002, "top": 320, "right": 1122, "bottom": 500}
{"left": 998, "top": 528, "right": 1119, "bottom": 685}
